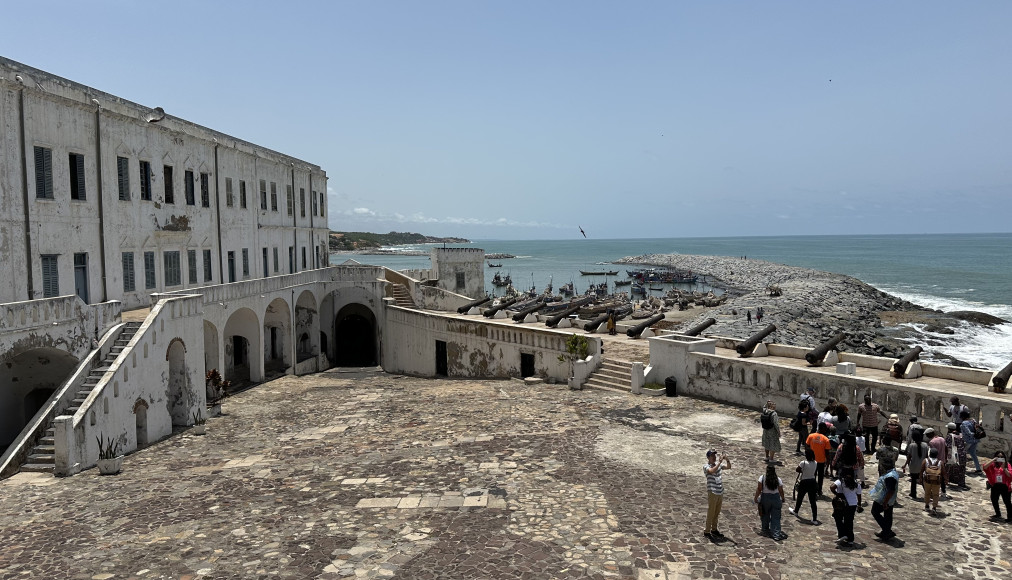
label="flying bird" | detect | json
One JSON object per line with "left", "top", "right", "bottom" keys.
{"left": 579, "top": 226, "right": 586, "bottom": 238}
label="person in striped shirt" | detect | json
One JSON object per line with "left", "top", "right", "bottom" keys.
{"left": 704, "top": 449, "right": 732, "bottom": 539}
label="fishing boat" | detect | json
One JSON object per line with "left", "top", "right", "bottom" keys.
{"left": 559, "top": 282, "right": 574, "bottom": 296}
{"left": 630, "top": 283, "right": 646, "bottom": 295}
{"left": 487, "top": 262, "right": 502, "bottom": 268}
{"left": 649, "top": 285, "right": 664, "bottom": 292}
{"left": 580, "top": 270, "right": 619, "bottom": 276}
{"left": 492, "top": 272, "right": 512, "bottom": 287}
{"left": 614, "top": 279, "right": 632, "bottom": 287}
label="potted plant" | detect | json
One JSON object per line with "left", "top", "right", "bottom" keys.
{"left": 205, "top": 369, "right": 230, "bottom": 416}
{"left": 641, "top": 382, "right": 665, "bottom": 396}
{"left": 96, "top": 435, "right": 123, "bottom": 475}
{"left": 558, "top": 334, "right": 590, "bottom": 390}
{"left": 192, "top": 410, "right": 207, "bottom": 435}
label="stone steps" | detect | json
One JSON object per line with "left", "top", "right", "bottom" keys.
{"left": 18, "top": 322, "right": 142, "bottom": 475}
{"left": 583, "top": 358, "right": 632, "bottom": 393}
{"left": 392, "top": 284, "right": 415, "bottom": 308}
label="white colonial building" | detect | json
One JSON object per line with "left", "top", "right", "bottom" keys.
{"left": 0, "top": 56, "right": 330, "bottom": 310}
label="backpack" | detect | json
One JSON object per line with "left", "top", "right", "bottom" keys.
{"left": 761, "top": 410, "right": 775, "bottom": 430}
{"left": 922, "top": 459, "right": 943, "bottom": 485}
{"left": 869, "top": 470, "right": 900, "bottom": 505}
{"left": 885, "top": 423, "right": 903, "bottom": 441}
{"left": 973, "top": 420, "right": 987, "bottom": 440}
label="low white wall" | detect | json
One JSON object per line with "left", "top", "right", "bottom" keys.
{"left": 384, "top": 306, "right": 601, "bottom": 382}
{"left": 645, "top": 333, "right": 716, "bottom": 390}
{"left": 1, "top": 295, "right": 122, "bottom": 361}
{"left": 54, "top": 295, "right": 205, "bottom": 475}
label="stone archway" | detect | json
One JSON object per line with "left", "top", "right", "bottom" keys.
{"left": 166, "top": 339, "right": 189, "bottom": 427}
{"left": 224, "top": 307, "right": 261, "bottom": 385}
{"left": 264, "top": 297, "right": 292, "bottom": 375}
{"left": 295, "top": 290, "right": 319, "bottom": 365}
{"left": 334, "top": 303, "right": 378, "bottom": 366}
{"left": 0, "top": 348, "right": 79, "bottom": 454}
{"left": 134, "top": 399, "right": 149, "bottom": 448}
{"left": 203, "top": 320, "right": 220, "bottom": 376}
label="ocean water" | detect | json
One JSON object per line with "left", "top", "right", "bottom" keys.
{"left": 334, "top": 233, "right": 1012, "bottom": 370}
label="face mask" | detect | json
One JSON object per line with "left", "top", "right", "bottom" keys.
{"left": 998, "top": 458, "right": 1006, "bottom": 464}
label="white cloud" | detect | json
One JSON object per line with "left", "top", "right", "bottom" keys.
{"left": 352, "top": 207, "right": 375, "bottom": 216}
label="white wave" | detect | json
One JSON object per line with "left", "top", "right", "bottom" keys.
{"left": 874, "top": 285, "right": 1012, "bottom": 321}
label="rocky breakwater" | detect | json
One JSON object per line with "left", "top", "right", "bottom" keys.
{"left": 617, "top": 254, "right": 1007, "bottom": 368}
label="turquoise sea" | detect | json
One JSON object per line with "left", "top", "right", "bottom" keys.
{"left": 334, "top": 233, "right": 1012, "bottom": 370}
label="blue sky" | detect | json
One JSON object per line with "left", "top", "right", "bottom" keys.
{"left": 3, "top": 1, "right": 1010, "bottom": 240}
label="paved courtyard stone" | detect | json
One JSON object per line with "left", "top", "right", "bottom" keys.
{"left": 1, "top": 367, "right": 1009, "bottom": 578}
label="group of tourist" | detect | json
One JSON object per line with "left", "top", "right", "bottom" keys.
{"left": 703, "top": 390, "right": 1012, "bottom": 546}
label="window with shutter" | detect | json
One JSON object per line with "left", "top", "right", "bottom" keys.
{"left": 122, "top": 252, "right": 135, "bottom": 292}
{"left": 185, "top": 170, "right": 195, "bottom": 205}
{"left": 187, "top": 249, "right": 197, "bottom": 284}
{"left": 319, "top": 192, "right": 324, "bottom": 217}
{"left": 300, "top": 188, "right": 306, "bottom": 217}
{"left": 242, "top": 248, "right": 249, "bottom": 277}
{"left": 163, "top": 251, "right": 181, "bottom": 286}
{"left": 34, "top": 147, "right": 54, "bottom": 199}
{"left": 225, "top": 178, "right": 234, "bottom": 207}
{"left": 271, "top": 182, "right": 278, "bottom": 211}
{"left": 260, "top": 180, "right": 267, "bottom": 210}
{"left": 163, "top": 165, "right": 174, "bottom": 203}
{"left": 200, "top": 173, "right": 210, "bottom": 207}
{"left": 139, "top": 161, "right": 151, "bottom": 200}
{"left": 41, "top": 254, "right": 59, "bottom": 297}
{"left": 117, "top": 157, "right": 130, "bottom": 200}
{"left": 240, "top": 180, "right": 247, "bottom": 208}
{"left": 286, "top": 185, "right": 293, "bottom": 216}
{"left": 144, "top": 251, "right": 156, "bottom": 289}
{"left": 203, "top": 249, "right": 212, "bottom": 282}
{"left": 69, "top": 153, "right": 86, "bottom": 200}
{"left": 312, "top": 190, "right": 317, "bottom": 215}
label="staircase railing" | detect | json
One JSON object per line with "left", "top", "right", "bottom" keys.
{"left": 53, "top": 294, "right": 204, "bottom": 476}
{"left": 0, "top": 322, "right": 127, "bottom": 479}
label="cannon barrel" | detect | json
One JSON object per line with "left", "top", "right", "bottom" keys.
{"left": 583, "top": 313, "right": 609, "bottom": 332}
{"left": 457, "top": 296, "right": 491, "bottom": 314}
{"left": 805, "top": 332, "right": 848, "bottom": 365}
{"left": 511, "top": 303, "right": 546, "bottom": 322}
{"left": 483, "top": 297, "right": 519, "bottom": 318}
{"left": 891, "top": 346, "right": 923, "bottom": 376}
{"left": 546, "top": 304, "right": 583, "bottom": 327}
{"left": 626, "top": 313, "right": 666, "bottom": 337}
{"left": 735, "top": 324, "right": 777, "bottom": 355}
{"left": 683, "top": 318, "right": 716, "bottom": 337}
{"left": 993, "top": 360, "right": 1012, "bottom": 390}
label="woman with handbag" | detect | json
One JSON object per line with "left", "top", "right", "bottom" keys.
{"left": 830, "top": 467, "right": 862, "bottom": 546}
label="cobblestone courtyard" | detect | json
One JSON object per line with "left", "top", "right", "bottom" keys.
{"left": 1, "top": 368, "right": 1010, "bottom": 579}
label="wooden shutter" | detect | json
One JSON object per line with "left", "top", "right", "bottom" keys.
{"left": 118, "top": 157, "right": 130, "bottom": 200}
{"left": 41, "top": 255, "right": 59, "bottom": 297}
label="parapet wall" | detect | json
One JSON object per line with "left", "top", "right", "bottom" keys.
{"left": 653, "top": 333, "right": 1012, "bottom": 456}
{"left": 384, "top": 307, "right": 600, "bottom": 382}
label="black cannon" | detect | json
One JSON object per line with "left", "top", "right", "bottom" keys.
{"left": 583, "top": 312, "right": 610, "bottom": 332}
{"left": 890, "top": 346, "right": 923, "bottom": 377}
{"left": 735, "top": 324, "right": 777, "bottom": 356}
{"left": 805, "top": 332, "right": 848, "bottom": 366}
{"left": 626, "top": 313, "right": 665, "bottom": 338}
{"left": 683, "top": 318, "right": 716, "bottom": 337}
{"left": 546, "top": 304, "right": 583, "bottom": 328}
{"left": 993, "top": 360, "right": 1012, "bottom": 391}
{"left": 457, "top": 296, "right": 491, "bottom": 314}
{"left": 483, "top": 297, "right": 519, "bottom": 318}
{"left": 511, "top": 303, "right": 546, "bottom": 322}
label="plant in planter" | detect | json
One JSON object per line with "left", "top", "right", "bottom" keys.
{"left": 192, "top": 410, "right": 207, "bottom": 435}
{"left": 558, "top": 334, "right": 590, "bottom": 389}
{"left": 641, "top": 382, "right": 665, "bottom": 396}
{"left": 205, "top": 369, "right": 230, "bottom": 415}
{"left": 96, "top": 435, "right": 123, "bottom": 475}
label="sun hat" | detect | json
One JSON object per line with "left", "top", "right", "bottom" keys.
{"left": 889, "top": 413, "right": 899, "bottom": 422}
{"left": 924, "top": 428, "right": 935, "bottom": 437}
{"left": 947, "top": 422, "right": 957, "bottom": 431}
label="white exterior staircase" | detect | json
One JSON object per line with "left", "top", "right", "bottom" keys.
{"left": 391, "top": 284, "right": 416, "bottom": 309}
{"left": 583, "top": 358, "right": 632, "bottom": 393}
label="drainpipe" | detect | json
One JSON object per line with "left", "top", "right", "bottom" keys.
{"left": 93, "top": 99, "right": 108, "bottom": 302}
{"left": 308, "top": 172, "right": 314, "bottom": 268}
{"left": 16, "top": 82, "right": 34, "bottom": 299}
{"left": 290, "top": 164, "right": 297, "bottom": 273}
{"left": 291, "top": 288, "right": 296, "bottom": 376}
{"left": 213, "top": 141, "right": 224, "bottom": 283}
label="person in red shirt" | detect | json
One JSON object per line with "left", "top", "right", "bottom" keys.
{"left": 983, "top": 451, "right": 1012, "bottom": 522}
{"left": 806, "top": 422, "right": 833, "bottom": 495}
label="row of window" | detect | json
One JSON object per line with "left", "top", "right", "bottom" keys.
{"left": 39, "top": 243, "right": 326, "bottom": 300}
{"left": 33, "top": 147, "right": 325, "bottom": 217}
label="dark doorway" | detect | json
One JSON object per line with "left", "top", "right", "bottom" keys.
{"left": 435, "top": 340, "right": 448, "bottom": 377}
{"left": 320, "top": 331, "right": 328, "bottom": 360}
{"left": 520, "top": 353, "right": 535, "bottom": 378}
{"left": 24, "top": 388, "right": 55, "bottom": 424}
{"left": 232, "top": 335, "right": 247, "bottom": 366}
{"left": 335, "top": 304, "right": 377, "bottom": 366}
{"left": 270, "top": 327, "right": 279, "bottom": 360}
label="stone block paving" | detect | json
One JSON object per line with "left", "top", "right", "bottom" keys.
{"left": 1, "top": 368, "right": 1010, "bottom": 579}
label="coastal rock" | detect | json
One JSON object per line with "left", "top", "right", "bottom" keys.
{"left": 617, "top": 253, "right": 981, "bottom": 367}
{"left": 948, "top": 311, "right": 1008, "bottom": 326}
